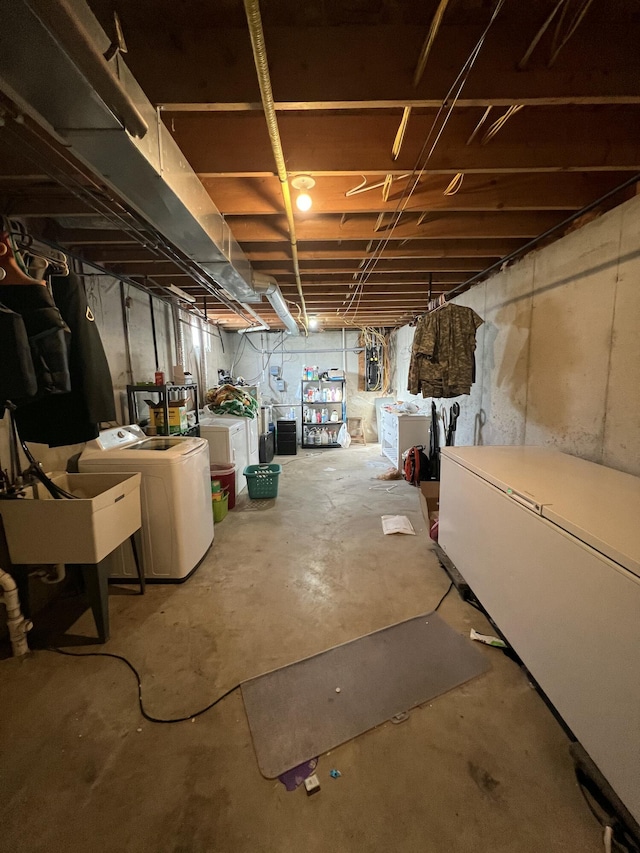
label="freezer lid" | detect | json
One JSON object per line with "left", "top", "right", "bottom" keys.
{"left": 441, "top": 446, "right": 640, "bottom": 577}
{"left": 441, "top": 446, "right": 565, "bottom": 505}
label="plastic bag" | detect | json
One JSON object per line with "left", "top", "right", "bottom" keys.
{"left": 337, "top": 423, "right": 351, "bottom": 447}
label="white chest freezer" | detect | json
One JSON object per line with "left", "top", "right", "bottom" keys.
{"left": 79, "top": 426, "right": 213, "bottom": 581}
{"left": 438, "top": 445, "right": 640, "bottom": 824}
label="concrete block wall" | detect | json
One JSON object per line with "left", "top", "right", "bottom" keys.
{"left": 393, "top": 193, "right": 640, "bottom": 477}
{"left": 229, "top": 329, "right": 383, "bottom": 441}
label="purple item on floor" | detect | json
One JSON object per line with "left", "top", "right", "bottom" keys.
{"left": 278, "top": 758, "right": 318, "bottom": 791}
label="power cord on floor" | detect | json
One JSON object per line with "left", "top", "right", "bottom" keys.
{"left": 46, "top": 583, "right": 461, "bottom": 724}
{"left": 48, "top": 648, "right": 240, "bottom": 723}
{"left": 434, "top": 581, "right": 454, "bottom": 612}
{"left": 575, "top": 770, "right": 640, "bottom": 853}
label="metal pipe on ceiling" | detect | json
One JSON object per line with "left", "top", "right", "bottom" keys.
{"left": 251, "top": 273, "right": 299, "bottom": 337}
{"left": 242, "top": 300, "right": 272, "bottom": 331}
{"left": 243, "top": 0, "right": 308, "bottom": 332}
{"left": 25, "top": 0, "right": 148, "bottom": 138}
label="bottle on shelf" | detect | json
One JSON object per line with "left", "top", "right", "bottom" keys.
{"left": 321, "top": 408, "right": 328, "bottom": 423}
{"left": 330, "top": 409, "right": 339, "bottom": 422}
{"left": 321, "top": 428, "right": 329, "bottom": 445}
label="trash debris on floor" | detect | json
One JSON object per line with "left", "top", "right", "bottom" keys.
{"left": 375, "top": 467, "right": 402, "bottom": 480}
{"left": 278, "top": 758, "right": 319, "bottom": 791}
{"left": 304, "top": 774, "right": 321, "bottom": 796}
{"left": 381, "top": 515, "right": 415, "bottom": 535}
{"left": 470, "top": 629, "right": 508, "bottom": 649}
{"left": 329, "top": 769, "right": 341, "bottom": 779}
{"left": 369, "top": 484, "right": 398, "bottom": 492}
{"left": 390, "top": 711, "right": 410, "bottom": 725}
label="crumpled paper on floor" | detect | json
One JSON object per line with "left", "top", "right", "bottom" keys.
{"left": 381, "top": 515, "right": 415, "bottom": 535}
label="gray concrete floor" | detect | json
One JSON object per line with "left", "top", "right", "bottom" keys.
{"left": 0, "top": 446, "right": 602, "bottom": 853}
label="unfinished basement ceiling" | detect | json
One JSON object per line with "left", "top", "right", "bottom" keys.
{"left": 2, "top": 0, "right": 640, "bottom": 330}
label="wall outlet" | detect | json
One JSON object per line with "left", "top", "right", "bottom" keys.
{"left": 276, "top": 379, "right": 286, "bottom": 391}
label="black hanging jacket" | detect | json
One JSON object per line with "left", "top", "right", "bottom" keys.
{"left": 0, "top": 283, "right": 71, "bottom": 402}
{"left": 14, "top": 272, "right": 116, "bottom": 446}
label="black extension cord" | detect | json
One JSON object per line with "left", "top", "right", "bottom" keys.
{"left": 49, "top": 647, "right": 240, "bottom": 724}
{"left": 47, "top": 581, "right": 458, "bottom": 724}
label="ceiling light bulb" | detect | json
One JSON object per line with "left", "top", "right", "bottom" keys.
{"left": 292, "top": 175, "right": 316, "bottom": 212}
{"left": 308, "top": 316, "right": 319, "bottom": 330}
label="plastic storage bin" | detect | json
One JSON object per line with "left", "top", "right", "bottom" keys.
{"left": 210, "top": 463, "right": 236, "bottom": 509}
{"left": 213, "top": 490, "right": 229, "bottom": 523}
{"left": 243, "top": 464, "right": 282, "bottom": 499}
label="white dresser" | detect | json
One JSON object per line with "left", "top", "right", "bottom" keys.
{"left": 380, "top": 410, "right": 429, "bottom": 470}
{"left": 439, "top": 446, "right": 640, "bottom": 825}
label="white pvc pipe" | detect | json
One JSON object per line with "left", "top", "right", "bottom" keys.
{"left": 0, "top": 569, "right": 32, "bottom": 657}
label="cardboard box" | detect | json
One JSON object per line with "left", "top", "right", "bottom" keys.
{"left": 148, "top": 402, "right": 188, "bottom": 434}
{"left": 0, "top": 472, "right": 141, "bottom": 564}
{"left": 419, "top": 480, "right": 440, "bottom": 526}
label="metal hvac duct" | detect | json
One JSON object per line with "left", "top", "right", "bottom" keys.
{"left": 0, "top": 0, "right": 300, "bottom": 335}
{"left": 251, "top": 273, "right": 300, "bottom": 337}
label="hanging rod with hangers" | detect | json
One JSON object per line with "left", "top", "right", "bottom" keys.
{"left": 6, "top": 219, "right": 69, "bottom": 276}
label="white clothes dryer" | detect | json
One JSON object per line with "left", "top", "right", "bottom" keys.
{"left": 199, "top": 417, "right": 248, "bottom": 497}
{"left": 79, "top": 425, "right": 213, "bottom": 581}
{"left": 203, "top": 410, "right": 259, "bottom": 470}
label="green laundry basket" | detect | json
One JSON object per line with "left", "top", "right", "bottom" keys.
{"left": 243, "top": 463, "right": 282, "bottom": 499}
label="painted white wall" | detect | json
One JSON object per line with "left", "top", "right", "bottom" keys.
{"left": 228, "top": 329, "right": 384, "bottom": 440}
{"left": 393, "top": 193, "right": 640, "bottom": 477}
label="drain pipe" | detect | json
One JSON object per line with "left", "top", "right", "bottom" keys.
{"left": 172, "top": 300, "right": 186, "bottom": 372}
{"left": 243, "top": 0, "right": 308, "bottom": 332}
{"left": 242, "top": 302, "right": 271, "bottom": 331}
{"left": 251, "top": 273, "right": 300, "bottom": 336}
{"left": 0, "top": 569, "right": 32, "bottom": 657}
{"left": 198, "top": 316, "right": 209, "bottom": 402}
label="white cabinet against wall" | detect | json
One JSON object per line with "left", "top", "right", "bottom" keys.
{"left": 438, "top": 446, "right": 640, "bottom": 825}
{"left": 380, "top": 410, "right": 429, "bottom": 470}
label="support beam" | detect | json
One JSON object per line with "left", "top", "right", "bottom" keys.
{"left": 117, "top": 21, "right": 640, "bottom": 106}
{"left": 272, "top": 273, "right": 465, "bottom": 285}
{"left": 201, "top": 173, "right": 631, "bottom": 215}
{"left": 251, "top": 258, "right": 484, "bottom": 273}
{"left": 227, "top": 212, "right": 569, "bottom": 242}
{"left": 167, "top": 109, "right": 640, "bottom": 174}
{"left": 244, "top": 239, "right": 523, "bottom": 259}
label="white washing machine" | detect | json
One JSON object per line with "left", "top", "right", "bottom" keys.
{"left": 199, "top": 417, "right": 248, "bottom": 497}
{"left": 79, "top": 425, "right": 213, "bottom": 582}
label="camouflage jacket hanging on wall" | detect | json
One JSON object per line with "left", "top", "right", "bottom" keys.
{"left": 408, "top": 304, "right": 483, "bottom": 398}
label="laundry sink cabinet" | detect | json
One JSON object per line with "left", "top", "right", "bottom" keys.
{"left": 0, "top": 472, "right": 142, "bottom": 565}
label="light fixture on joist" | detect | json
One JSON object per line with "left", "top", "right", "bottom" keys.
{"left": 292, "top": 175, "right": 316, "bottom": 212}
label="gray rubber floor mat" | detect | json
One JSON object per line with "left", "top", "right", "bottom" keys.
{"left": 241, "top": 611, "right": 490, "bottom": 778}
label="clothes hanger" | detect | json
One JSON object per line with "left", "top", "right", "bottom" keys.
{"left": 0, "top": 233, "right": 46, "bottom": 286}
{"left": 433, "top": 293, "right": 448, "bottom": 311}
